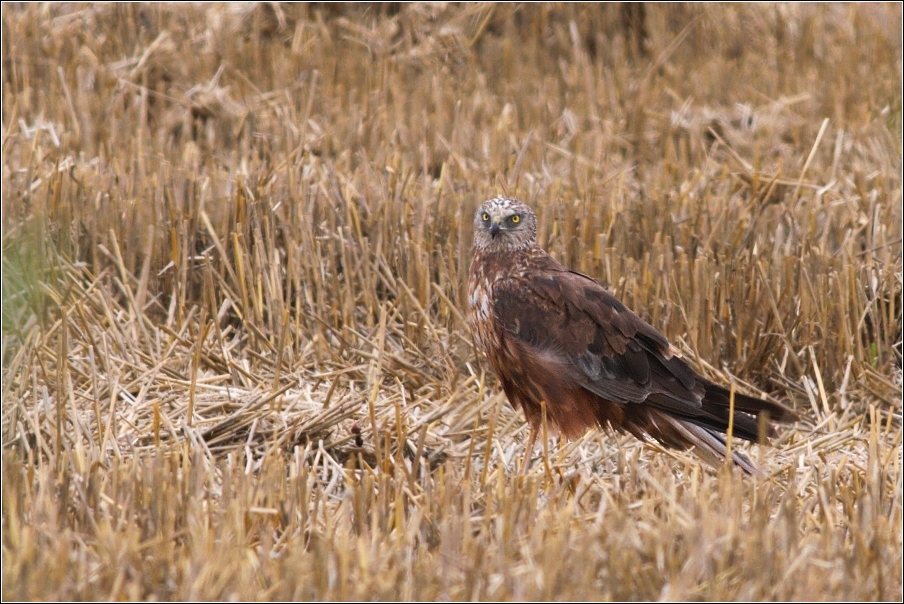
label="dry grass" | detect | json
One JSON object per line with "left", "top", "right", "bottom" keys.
{"left": 2, "top": 3, "right": 902, "bottom": 600}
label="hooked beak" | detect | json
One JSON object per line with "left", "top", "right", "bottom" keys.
{"left": 489, "top": 222, "right": 501, "bottom": 238}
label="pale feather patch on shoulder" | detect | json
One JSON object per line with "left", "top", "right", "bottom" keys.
{"left": 468, "top": 284, "right": 483, "bottom": 308}
{"left": 468, "top": 283, "right": 491, "bottom": 321}
{"left": 479, "top": 296, "right": 490, "bottom": 320}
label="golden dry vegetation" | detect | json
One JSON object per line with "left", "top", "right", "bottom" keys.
{"left": 2, "top": 3, "right": 902, "bottom": 600}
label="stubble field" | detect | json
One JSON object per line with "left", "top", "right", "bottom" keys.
{"left": 2, "top": 3, "right": 902, "bottom": 600}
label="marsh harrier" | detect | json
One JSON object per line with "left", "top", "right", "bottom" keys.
{"left": 467, "top": 197, "right": 797, "bottom": 473}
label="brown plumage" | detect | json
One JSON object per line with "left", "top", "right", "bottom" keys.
{"left": 467, "top": 197, "right": 798, "bottom": 473}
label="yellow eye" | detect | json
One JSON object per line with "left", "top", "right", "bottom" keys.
{"left": 511, "top": 215, "right": 520, "bottom": 224}
{"left": 481, "top": 212, "right": 490, "bottom": 222}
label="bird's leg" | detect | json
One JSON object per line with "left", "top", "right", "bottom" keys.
{"left": 540, "top": 400, "right": 554, "bottom": 482}
{"left": 520, "top": 424, "right": 538, "bottom": 475}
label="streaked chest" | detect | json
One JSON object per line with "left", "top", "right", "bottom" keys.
{"left": 466, "top": 258, "right": 504, "bottom": 349}
{"left": 468, "top": 251, "right": 536, "bottom": 353}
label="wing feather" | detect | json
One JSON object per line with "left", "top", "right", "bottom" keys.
{"left": 492, "top": 265, "right": 700, "bottom": 408}
{"left": 490, "top": 262, "right": 799, "bottom": 438}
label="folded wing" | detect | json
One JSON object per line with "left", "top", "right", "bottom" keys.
{"left": 490, "top": 259, "right": 796, "bottom": 470}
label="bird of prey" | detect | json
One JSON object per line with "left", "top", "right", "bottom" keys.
{"left": 467, "top": 197, "right": 797, "bottom": 473}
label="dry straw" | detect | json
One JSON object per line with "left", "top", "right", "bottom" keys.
{"left": 2, "top": 4, "right": 901, "bottom": 600}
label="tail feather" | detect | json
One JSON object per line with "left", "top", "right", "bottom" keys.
{"left": 624, "top": 409, "right": 762, "bottom": 476}
{"left": 625, "top": 399, "right": 786, "bottom": 474}
{"left": 701, "top": 380, "right": 799, "bottom": 423}
{"left": 594, "top": 375, "right": 798, "bottom": 473}
{"left": 663, "top": 415, "right": 760, "bottom": 475}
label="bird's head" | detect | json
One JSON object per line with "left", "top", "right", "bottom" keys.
{"left": 473, "top": 197, "right": 538, "bottom": 252}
